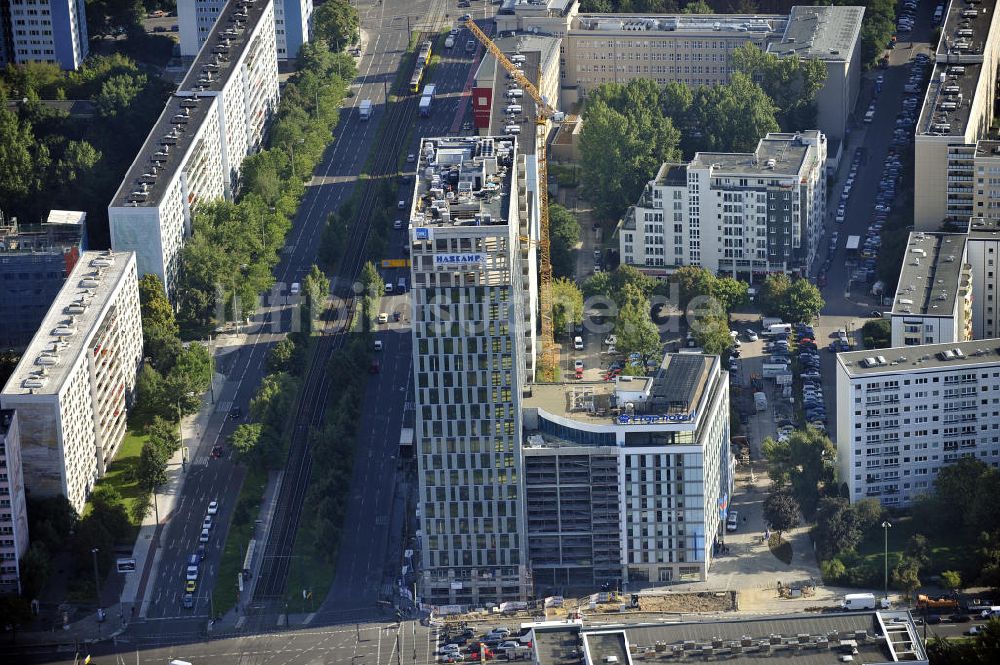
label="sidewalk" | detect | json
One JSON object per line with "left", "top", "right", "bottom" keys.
{"left": 13, "top": 337, "right": 244, "bottom": 645}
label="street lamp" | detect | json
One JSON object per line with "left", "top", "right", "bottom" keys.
{"left": 882, "top": 520, "right": 892, "bottom": 600}
{"left": 91, "top": 548, "right": 102, "bottom": 637}
{"left": 288, "top": 138, "right": 305, "bottom": 180}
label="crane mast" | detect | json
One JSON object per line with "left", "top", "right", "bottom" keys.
{"left": 465, "top": 19, "right": 558, "bottom": 378}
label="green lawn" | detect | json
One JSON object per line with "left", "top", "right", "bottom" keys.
{"left": 855, "top": 515, "right": 974, "bottom": 575}
{"left": 86, "top": 427, "right": 148, "bottom": 533}
{"left": 283, "top": 514, "right": 336, "bottom": 612}
{"left": 213, "top": 464, "right": 260, "bottom": 616}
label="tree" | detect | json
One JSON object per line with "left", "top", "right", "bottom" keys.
{"left": 686, "top": 73, "right": 779, "bottom": 154}
{"left": 133, "top": 440, "right": 169, "bottom": 493}
{"left": 94, "top": 72, "right": 148, "bottom": 119}
{"left": 853, "top": 498, "right": 884, "bottom": 532}
{"left": 614, "top": 283, "right": 661, "bottom": 360}
{"left": 19, "top": 541, "right": 51, "bottom": 599}
{"left": 692, "top": 313, "right": 732, "bottom": 356}
{"left": 862, "top": 319, "right": 891, "bottom": 349}
{"left": 549, "top": 203, "right": 581, "bottom": 278}
{"left": 0, "top": 97, "right": 48, "bottom": 202}
{"left": 905, "top": 534, "right": 931, "bottom": 568}
{"left": 731, "top": 43, "right": 827, "bottom": 131}
{"left": 763, "top": 490, "right": 800, "bottom": 540}
{"left": 757, "top": 274, "right": 823, "bottom": 323}
{"left": 301, "top": 263, "right": 330, "bottom": 333}
{"left": 311, "top": 0, "right": 360, "bottom": 50}
{"left": 812, "top": 497, "right": 861, "bottom": 559}
{"left": 893, "top": 558, "right": 921, "bottom": 602}
{"left": 552, "top": 277, "right": 584, "bottom": 338}
{"left": 941, "top": 570, "right": 963, "bottom": 594}
{"left": 758, "top": 273, "right": 792, "bottom": 318}
{"left": 146, "top": 416, "right": 180, "bottom": 457}
{"left": 762, "top": 427, "right": 835, "bottom": 517}
{"left": 710, "top": 277, "right": 749, "bottom": 313}
{"left": 785, "top": 279, "right": 825, "bottom": 323}
{"left": 580, "top": 79, "right": 681, "bottom": 216}
{"left": 54, "top": 140, "right": 101, "bottom": 187}
{"left": 681, "top": 0, "right": 712, "bottom": 12}
{"left": 672, "top": 266, "right": 715, "bottom": 310}
{"left": 230, "top": 423, "right": 263, "bottom": 458}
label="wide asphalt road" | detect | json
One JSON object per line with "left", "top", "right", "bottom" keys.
{"left": 129, "top": 0, "right": 476, "bottom": 646}
{"left": 313, "top": 6, "right": 501, "bottom": 622}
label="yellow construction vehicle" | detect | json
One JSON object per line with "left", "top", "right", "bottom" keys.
{"left": 465, "top": 19, "right": 564, "bottom": 377}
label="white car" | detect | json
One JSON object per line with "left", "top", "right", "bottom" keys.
{"left": 604, "top": 334, "right": 617, "bottom": 346}
{"left": 726, "top": 511, "right": 739, "bottom": 531}
{"left": 441, "top": 644, "right": 462, "bottom": 654}
{"left": 199, "top": 528, "right": 210, "bottom": 543}
{"left": 374, "top": 340, "right": 383, "bottom": 352}
{"left": 745, "top": 330, "right": 759, "bottom": 342}
{"left": 574, "top": 360, "right": 584, "bottom": 370}
{"left": 207, "top": 501, "right": 218, "bottom": 515}
{"left": 573, "top": 336, "right": 584, "bottom": 350}
{"left": 393, "top": 219, "right": 403, "bottom": 229}
{"left": 186, "top": 565, "right": 199, "bottom": 581}
{"left": 377, "top": 312, "right": 389, "bottom": 324}
{"left": 406, "top": 153, "right": 416, "bottom": 163}
{"left": 202, "top": 515, "right": 213, "bottom": 530}
{"left": 397, "top": 200, "right": 406, "bottom": 209}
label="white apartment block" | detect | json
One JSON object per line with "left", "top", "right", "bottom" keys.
{"left": 408, "top": 136, "right": 532, "bottom": 607}
{"left": 0, "top": 410, "right": 29, "bottom": 595}
{"left": 835, "top": 339, "right": 1000, "bottom": 507}
{"left": 619, "top": 131, "right": 827, "bottom": 281}
{"left": 974, "top": 141, "right": 1000, "bottom": 222}
{"left": 888, "top": 232, "right": 972, "bottom": 347}
{"left": 521, "top": 354, "right": 732, "bottom": 588}
{"left": 0, "top": 0, "right": 88, "bottom": 70}
{"left": 968, "top": 217, "right": 1000, "bottom": 339}
{"left": 110, "top": 0, "right": 280, "bottom": 296}
{"left": 179, "top": 0, "right": 309, "bottom": 59}
{"left": 0, "top": 252, "right": 142, "bottom": 516}
{"left": 913, "top": 0, "right": 1000, "bottom": 229}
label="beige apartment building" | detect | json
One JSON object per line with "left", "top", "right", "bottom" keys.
{"left": 913, "top": 0, "right": 1000, "bottom": 230}
{"left": 496, "top": 1, "right": 864, "bottom": 142}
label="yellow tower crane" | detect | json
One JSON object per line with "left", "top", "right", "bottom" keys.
{"left": 465, "top": 18, "right": 563, "bottom": 377}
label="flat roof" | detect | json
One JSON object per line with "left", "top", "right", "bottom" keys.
{"left": 917, "top": 61, "right": 982, "bottom": 138}
{"left": 690, "top": 131, "right": 820, "bottom": 178}
{"left": 110, "top": 94, "right": 217, "bottom": 208}
{"left": 534, "top": 611, "right": 926, "bottom": 665}
{"left": 575, "top": 13, "right": 786, "bottom": 35}
{"left": 2, "top": 251, "right": 135, "bottom": 397}
{"left": 837, "top": 337, "right": 1000, "bottom": 377}
{"left": 656, "top": 163, "right": 688, "bottom": 187}
{"left": 890, "top": 232, "right": 968, "bottom": 317}
{"left": 523, "top": 353, "right": 715, "bottom": 426}
{"left": 937, "top": 0, "right": 998, "bottom": 60}
{"left": 977, "top": 140, "right": 1000, "bottom": 159}
{"left": 177, "top": 0, "right": 273, "bottom": 93}
{"left": 0, "top": 213, "right": 85, "bottom": 253}
{"left": 769, "top": 5, "right": 863, "bottom": 61}
{"left": 410, "top": 136, "right": 517, "bottom": 228}
{"left": 969, "top": 215, "right": 1000, "bottom": 238}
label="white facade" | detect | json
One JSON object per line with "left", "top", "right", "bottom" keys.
{"left": 180, "top": 0, "right": 309, "bottom": 59}
{"left": 522, "top": 354, "right": 732, "bottom": 588}
{"left": 888, "top": 232, "right": 972, "bottom": 347}
{"left": 2, "top": 0, "right": 88, "bottom": 70}
{"left": 408, "top": 136, "right": 532, "bottom": 607}
{"left": 110, "top": 0, "right": 280, "bottom": 296}
{"left": 968, "top": 218, "right": 1000, "bottom": 339}
{"left": 835, "top": 340, "right": 1000, "bottom": 507}
{"left": 0, "top": 410, "right": 29, "bottom": 595}
{"left": 0, "top": 252, "right": 142, "bottom": 515}
{"left": 620, "top": 131, "right": 827, "bottom": 281}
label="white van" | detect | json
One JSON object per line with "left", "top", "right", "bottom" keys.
{"left": 290, "top": 282, "right": 301, "bottom": 296}
{"left": 980, "top": 606, "right": 1000, "bottom": 618}
{"left": 506, "top": 88, "right": 523, "bottom": 98}
{"left": 841, "top": 593, "right": 889, "bottom": 611}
